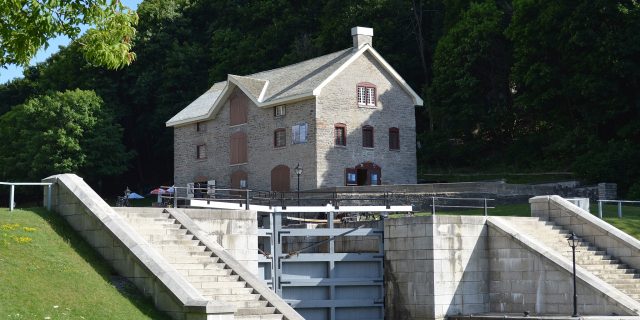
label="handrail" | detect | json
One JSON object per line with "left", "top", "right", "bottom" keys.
{"left": 597, "top": 199, "right": 640, "bottom": 218}
{"left": 1, "top": 181, "right": 53, "bottom": 211}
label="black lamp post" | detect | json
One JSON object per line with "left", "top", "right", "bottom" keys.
{"left": 124, "top": 186, "right": 131, "bottom": 207}
{"left": 294, "top": 163, "right": 303, "bottom": 206}
{"left": 567, "top": 232, "right": 579, "bottom": 317}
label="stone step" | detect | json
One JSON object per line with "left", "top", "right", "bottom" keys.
{"left": 144, "top": 234, "right": 195, "bottom": 242}
{"left": 200, "top": 287, "right": 254, "bottom": 295}
{"left": 157, "top": 245, "right": 206, "bottom": 253}
{"left": 165, "top": 256, "right": 220, "bottom": 264}
{"left": 234, "top": 314, "right": 283, "bottom": 320}
{"left": 207, "top": 293, "right": 261, "bottom": 302}
{"left": 236, "top": 307, "right": 277, "bottom": 316}
{"left": 165, "top": 251, "right": 216, "bottom": 259}
{"left": 118, "top": 212, "right": 171, "bottom": 219}
{"left": 200, "top": 281, "right": 249, "bottom": 288}
{"left": 178, "top": 268, "right": 232, "bottom": 276}
{"left": 172, "top": 262, "right": 227, "bottom": 270}
{"left": 186, "top": 274, "right": 241, "bottom": 283}
{"left": 150, "top": 239, "right": 202, "bottom": 246}
{"left": 135, "top": 224, "right": 184, "bottom": 232}
{"left": 125, "top": 218, "right": 177, "bottom": 225}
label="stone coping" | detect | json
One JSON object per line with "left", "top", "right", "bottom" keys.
{"left": 530, "top": 195, "right": 640, "bottom": 252}
{"left": 165, "top": 208, "right": 304, "bottom": 320}
{"left": 44, "top": 174, "right": 235, "bottom": 315}
{"left": 488, "top": 216, "right": 640, "bottom": 316}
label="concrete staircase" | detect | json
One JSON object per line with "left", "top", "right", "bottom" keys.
{"left": 497, "top": 216, "right": 640, "bottom": 301}
{"left": 117, "top": 208, "right": 283, "bottom": 320}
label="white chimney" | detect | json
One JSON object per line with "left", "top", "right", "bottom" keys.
{"left": 351, "top": 26, "right": 373, "bottom": 48}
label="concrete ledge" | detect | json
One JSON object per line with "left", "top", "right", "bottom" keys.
{"left": 165, "top": 208, "right": 304, "bottom": 320}
{"left": 488, "top": 216, "right": 640, "bottom": 316}
{"left": 43, "top": 174, "right": 235, "bottom": 319}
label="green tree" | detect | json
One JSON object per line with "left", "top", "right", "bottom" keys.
{"left": 426, "top": 1, "right": 512, "bottom": 166}
{"left": 0, "top": 89, "right": 131, "bottom": 182}
{"left": 0, "top": 0, "right": 138, "bottom": 69}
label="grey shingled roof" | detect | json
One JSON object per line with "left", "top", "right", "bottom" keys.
{"left": 167, "top": 48, "right": 355, "bottom": 126}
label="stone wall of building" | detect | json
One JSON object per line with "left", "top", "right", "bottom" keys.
{"left": 173, "top": 88, "right": 318, "bottom": 191}
{"left": 316, "top": 51, "right": 418, "bottom": 188}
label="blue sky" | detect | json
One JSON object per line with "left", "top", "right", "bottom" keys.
{"left": 0, "top": 0, "right": 142, "bottom": 84}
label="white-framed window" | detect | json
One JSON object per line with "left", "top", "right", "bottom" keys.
{"left": 196, "top": 144, "right": 206, "bottom": 159}
{"left": 357, "top": 82, "right": 376, "bottom": 107}
{"left": 274, "top": 105, "right": 286, "bottom": 117}
{"left": 292, "top": 122, "right": 308, "bottom": 144}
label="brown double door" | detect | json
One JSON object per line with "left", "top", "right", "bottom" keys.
{"left": 345, "top": 162, "right": 381, "bottom": 186}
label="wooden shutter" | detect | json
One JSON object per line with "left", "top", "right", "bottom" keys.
{"left": 230, "top": 132, "right": 247, "bottom": 164}
{"left": 362, "top": 125, "right": 374, "bottom": 148}
{"left": 230, "top": 94, "right": 248, "bottom": 125}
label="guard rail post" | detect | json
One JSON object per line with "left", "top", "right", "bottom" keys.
{"left": 598, "top": 201, "right": 603, "bottom": 219}
{"left": 618, "top": 201, "right": 622, "bottom": 218}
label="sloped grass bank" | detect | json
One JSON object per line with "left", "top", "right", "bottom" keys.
{"left": 0, "top": 207, "right": 169, "bottom": 319}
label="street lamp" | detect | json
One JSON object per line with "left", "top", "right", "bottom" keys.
{"left": 294, "top": 163, "right": 303, "bottom": 206}
{"left": 567, "top": 232, "right": 579, "bottom": 317}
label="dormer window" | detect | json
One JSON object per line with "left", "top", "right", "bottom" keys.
{"left": 357, "top": 82, "right": 376, "bottom": 107}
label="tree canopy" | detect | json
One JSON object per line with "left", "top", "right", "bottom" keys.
{"left": 0, "top": 89, "right": 131, "bottom": 183}
{"left": 0, "top": 0, "right": 639, "bottom": 197}
{"left": 0, "top": 0, "right": 138, "bottom": 69}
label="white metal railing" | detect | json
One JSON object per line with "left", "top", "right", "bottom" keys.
{"left": 429, "top": 196, "right": 495, "bottom": 216}
{"left": 0, "top": 182, "right": 53, "bottom": 211}
{"left": 597, "top": 199, "right": 640, "bottom": 218}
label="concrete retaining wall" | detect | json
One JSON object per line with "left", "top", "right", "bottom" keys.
{"left": 488, "top": 219, "right": 635, "bottom": 315}
{"left": 530, "top": 195, "right": 640, "bottom": 275}
{"left": 383, "top": 210, "right": 639, "bottom": 319}
{"left": 42, "top": 174, "right": 234, "bottom": 320}
{"left": 180, "top": 208, "right": 258, "bottom": 276}
{"left": 384, "top": 215, "right": 489, "bottom": 319}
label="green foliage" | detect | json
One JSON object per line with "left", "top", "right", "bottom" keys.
{"left": 0, "top": 0, "right": 138, "bottom": 69}
{"left": 0, "top": 89, "right": 131, "bottom": 182}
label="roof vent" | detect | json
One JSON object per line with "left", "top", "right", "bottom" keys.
{"left": 351, "top": 26, "right": 373, "bottom": 48}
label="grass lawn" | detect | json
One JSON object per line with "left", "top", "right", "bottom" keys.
{"left": 593, "top": 203, "right": 640, "bottom": 240}
{"left": 0, "top": 207, "right": 169, "bottom": 320}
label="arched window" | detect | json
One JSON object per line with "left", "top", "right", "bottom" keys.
{"left": 274, "top": 128, "right": 286, "bottom": 148}
{"left": 362, "top": 125, "right": 374, "bottom": 148}
{"left": 271, "top": 165, "right": 291, "bottom": 192}
{"left": 389, "top": 127, "right": 400, "bottom": 150}
{"left": 334, "top": 123, "right": 346, "bottom": 146}
{"left": 357, "top": 82, "right": 376, "bottom": 107}
{"left": 229, "top": 94, "right": 248, "bottom": 125}
{"left": 230, "top": 131, "right": 247, "bottom": 164}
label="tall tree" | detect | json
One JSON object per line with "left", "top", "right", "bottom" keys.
{"left": 426, "top": 1, "right": 512, "bottom": 166}
{"left": 0, "top": 89, "right": 131, "bottom": 183}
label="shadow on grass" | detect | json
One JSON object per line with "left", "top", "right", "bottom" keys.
{"left": 32, "top": 207, "right": 170, "bottom": 320}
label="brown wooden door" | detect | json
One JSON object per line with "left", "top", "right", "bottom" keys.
{"left": 271, "top": 165, "right": 291, "bottom": 192}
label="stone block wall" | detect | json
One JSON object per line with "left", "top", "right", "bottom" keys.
{"left": 530, "top": 195, "right": 640, "bottom": 273}
{"left": 488, "top": 225, "right": 631, "bottom": 315}
{"left": 43, "top": 174, "right": 233, "bottom": 320}
{"left": 180, "top": 208, "right": 259, "bottom": 276}
{"left": 173, "top": 89, "right": 318, "bottom": 191}
{"left": 316, "top": 51, "right": 417, "bottom": 188}
{"left": 384, "top": 215, "right": 489, "bottom": 320}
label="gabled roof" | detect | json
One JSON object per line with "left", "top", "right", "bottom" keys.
{"left": 167, "top": 45, "right": 423, "bottom": 127}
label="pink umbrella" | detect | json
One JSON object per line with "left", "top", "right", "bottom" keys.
{"left": 150, "top": 188, "right": 166, "bottom": 195}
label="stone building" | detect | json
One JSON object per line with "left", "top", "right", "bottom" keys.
{"left": 167, "top": 26, "right": 423, "bottom": 191}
